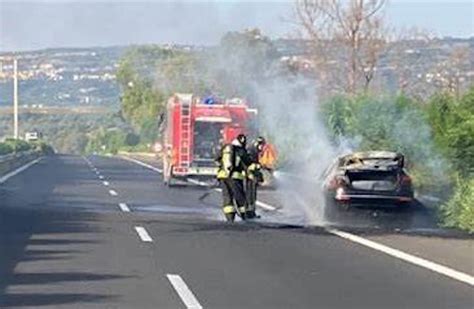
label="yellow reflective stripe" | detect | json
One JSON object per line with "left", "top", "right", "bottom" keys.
{"left": 238, "top": 207, "right": 246, "bottom": 213}
{"left": 223, "top": 205, "right": 235, "bottom": 214}
{"left": 231, "top": 172, "right": 244, "bottom": 180}
{"left": 222, "top": 145, "right": 233, "bottom": 171}
{"left": 217, "top": 169, "right": 228, "bottom": 179}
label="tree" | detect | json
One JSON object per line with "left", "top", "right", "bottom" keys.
{"left": 205, "top": 28, "right": 280, "bottom": 100}
{"left": 429, "top": 46, "right": 471, "bottom": 98}
{"left": 294, "top": 0, "right": 388, "bottom": 96}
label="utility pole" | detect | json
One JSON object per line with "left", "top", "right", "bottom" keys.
{"left": 13, "top": 58, "right": 19, "bottom": 139}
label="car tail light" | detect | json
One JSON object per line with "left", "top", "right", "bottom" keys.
{"left": 328, "top": 177, "right": 346, "bottom": 189}
{"left": 335, "top": 187, "right": 350, "bottom": 201}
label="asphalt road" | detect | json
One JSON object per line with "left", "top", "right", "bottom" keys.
{"left": 0, "top": 154, "right": 472, "bottom": 308}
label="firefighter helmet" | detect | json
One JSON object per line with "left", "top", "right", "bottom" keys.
{"left": 236, "top": 134, "right": 247, "bottom": 147}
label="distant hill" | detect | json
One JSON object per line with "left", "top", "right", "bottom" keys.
{"left": 0, "top": 46, "right": 127, "bottom": 107}
{"left": 0, "top": 37, "right": 472, "bottom": 107}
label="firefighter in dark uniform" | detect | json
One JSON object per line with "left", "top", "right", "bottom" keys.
{"left": 245, "top": 136, "right": 266, "bottom": 219}
{"left": 216, "top": 134, "right": 252, "bottom": 222}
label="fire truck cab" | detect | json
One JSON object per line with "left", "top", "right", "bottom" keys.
{"left": 162, "top": 93, "right": 257, "bottom": 185}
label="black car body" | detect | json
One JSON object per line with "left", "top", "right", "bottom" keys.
{"left": 323, "top": 151, "right": 414, "bottom": 208}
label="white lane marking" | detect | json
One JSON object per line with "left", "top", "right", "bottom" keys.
{"left": 99, "top": 175, "right": 105, "bottom": 180}
{"left": 109, "top": 189, "right": 118, "bottom": 196}
{"left": 134, "top": 226, "right": 153, "bottom": 242}
{"left": 118, "top": 203, "right": 131, "bottom": 212}
{"left": 328, "top": 228, "right": 474, "bottom": 287}
{"left": 120, "top": 156, "right": 163, "bottom": 173}
{"left": 119, "top": 155, "right": 473, "bottom": 286}
{"left": 121, "top": 156, "right": 277, "bottom": 212}
{"left": 187, "top": 178, "right": 208, "bottom": 186}
{"left": 256, "top": 200, "right": 277, "bottom": 211}
{"left": 0, "top": 157, "right": 42, "bottom": 184}
{"left": 103, "top": 181, "right": 109, "bottom": 186}
{"left": 166, "top": 274, "right": 203, "bottom": 309}
{"left": 82, "top": 155, "right": 91, "bottom": 164}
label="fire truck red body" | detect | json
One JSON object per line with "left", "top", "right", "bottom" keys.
{"left": 162, "top": 93, "right": 257, "bottom": 185}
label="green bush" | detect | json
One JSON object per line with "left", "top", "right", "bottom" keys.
{"left": 322, "top": 94, "right": 448, "bottom": 193}
{"left": 85, "top": 128, "right": 130, "bottom": 155}
{"left": 0, "top": 142, "right": 13, "bottom": 155}
{"left": 426, "top": 88, "right": 474, "bottom": 175}
{"left": 4, "top": 138, "right": 32, "bottom": 152}
{"left": 440, "top": 177, "right": 474, "bottom": 233}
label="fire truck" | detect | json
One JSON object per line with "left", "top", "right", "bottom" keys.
{"left": 162, "top": 93, "right": 258, "bottom": 186}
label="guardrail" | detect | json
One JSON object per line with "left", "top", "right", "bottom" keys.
{"left": 0, "top": 153, "right": 15, "bottom": 163}
{"left": 0, "top": 150, "right": 39, "bottom": 177}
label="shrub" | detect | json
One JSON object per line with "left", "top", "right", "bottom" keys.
{"left": 440, "top": 177, "right": 474, "bottom": 233}
{"left": 4, "top": 139, "right": 32, "bottom": 152}
{"left": 0, "top": 143, "right": 13, "bottom": 155}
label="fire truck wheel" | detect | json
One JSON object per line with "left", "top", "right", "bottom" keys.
{"left": 165, "top": 175, "right": 178, "bottom": 187}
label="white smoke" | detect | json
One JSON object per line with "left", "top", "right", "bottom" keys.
{"left": 253, "top": 76, "right": 338, "bottom": 225}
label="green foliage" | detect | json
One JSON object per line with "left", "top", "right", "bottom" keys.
{"left": 210, "top": 29, "right": 280, "bottom": 99}
{"left": 0, "top": 139, "right": 54, "bottom": 156}
{"left": 124, "top": 132, "right": 140, "bottom": 147}
{"left": 0, "top": 142, "right": 13, "bottom": 155}
{"left": 85, "top": 127, "right": 142, "bottom": 155}
{"left": 440, "top": 177, "right": 474, "bottom": 233}
{"left": 322, "top": 88, "right": 474, "bottom": 232}
{"left": 114, "top": 29, "right": 280, "bottom": 147}
{"left": 3, "top": 138, "right": 32, "bottom": 152}
{"left": 116, "top": 46, "right": 170, "bottom": 142}
{"left": 321, "top": 95, "right": 353, "bottom": 138}
{"left": 0, "top": 113, "right": 131, "bottom": 155}
{"left": 426, "top": 87, "right": 474, "bottom": 176}
{"left": 323, "top": 94, "right": 449, "bottom": 193}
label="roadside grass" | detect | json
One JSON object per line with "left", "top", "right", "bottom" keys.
{"left": 439, "top": 177, "right": 474, "bottom": 233}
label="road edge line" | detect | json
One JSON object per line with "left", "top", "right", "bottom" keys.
{"left": 328, "top": 228, "right": 474, "bottom": 287}
{"left": 166, "top": 274, "right": 203, "bottom": 309}
{"left": 119, "top": 155, "right": 163, "bottom": 173}
{"left": 109, "top": 155, "right": 474, "bottom": 286}
{"left": 0, "top": 157, "right": 42, "bottom": 184}
{"left": 123, "top": 156, "right": 278, "bottom": 212}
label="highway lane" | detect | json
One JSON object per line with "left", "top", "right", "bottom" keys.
{"left": 0, "top": 155, "right": 183, "bottom": 308}
{"left": 0, "top": 154, "right": 473, "bottom": 308}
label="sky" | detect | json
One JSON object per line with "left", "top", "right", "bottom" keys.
{"left": 0, "top": 0, "right": 472, "bottom": 52}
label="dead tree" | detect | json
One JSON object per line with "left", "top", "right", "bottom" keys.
{"left": 295, "top": 0, "right": 387, "bottom": 96}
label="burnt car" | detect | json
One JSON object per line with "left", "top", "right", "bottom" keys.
{"left": 322, "top": 151, "right": 414, "bottom": 210}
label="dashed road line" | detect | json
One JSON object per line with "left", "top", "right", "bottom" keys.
{"left": 256, "top": 200, "right": 277, "bottom": 211}
{"left": 118, "top": 155, "right": 473, "bottom": 287}
{"left": 0, "top": 157, "right": 42, "bottom": 184}
{"left": 103, "top": 181, "right": 110, "bottom": 186}
{"left": 109, "top": 189, "right": 118, "bottom": 196}
{"left": 328, "top": 228, "right": 474, "bottom": 287}
{"left": 134, "top": 226, "right": 153, "bottom": 242}
{"left": 122, "top": 157, "right": 277, "bottom": 212}
{"left": 166, "top": 274, "right": 203, "bottom": 309}
{"left": 99, "top": 175, "right": 104, "bottom": 180}
{"left": 118, "top": 203, "right": 131, "bottom": 212}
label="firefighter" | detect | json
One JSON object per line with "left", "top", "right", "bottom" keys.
{"left": 245, "top": 136, "right": 266, "bottom": 219}
{"left": 216, "top": 134, "right": 251, "bottom": 222}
